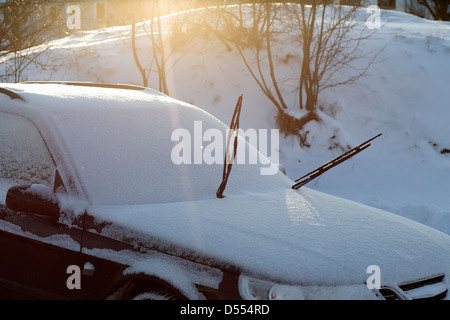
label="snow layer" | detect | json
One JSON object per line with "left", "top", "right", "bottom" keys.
{"left": 0, "top": 83, "right": 284, "bottom": 206}
{"left": 0, "top": 8, "right": 449, "bottom": 298}
{"left": 89, "top": 186, "right": 450, "bottom": 286}
{"left": 0, "top": 218, "right": 80, "bottom": 251}
{"left": 3, "top": 8, "right": 447, "bottom": 235}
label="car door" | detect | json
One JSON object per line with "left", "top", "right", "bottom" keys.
{"left": 0, "top": 112, "right": 84, "bottom": 299}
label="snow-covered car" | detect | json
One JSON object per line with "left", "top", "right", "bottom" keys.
{"left": 0, "top": 82, "right": 449, "bottom": 300}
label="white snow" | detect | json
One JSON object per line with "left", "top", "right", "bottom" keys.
{"left": 88, "top": 187, "right": 450, "bottom": 286}
{"left": 0, "top": 6, "right": 449, "bottom": 296}
{"left": 1, "top": 83, "right": 286, "bottom": 205}
{"left": 6, "top": 8, "right": 444, "bottom": 235}
{"left": 0, "top": 218, "right": 80, "bottom": 251}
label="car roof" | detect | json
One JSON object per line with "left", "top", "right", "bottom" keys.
{"left": 0, "top": 81, "right": 238, "bottom": 201}
{"left": 0, "top": 82, "right": 169, "bottom": 114}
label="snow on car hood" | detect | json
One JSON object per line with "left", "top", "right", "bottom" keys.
{"left": 7, "top": 83, "right": 448, "bottom": 286}
{"left": 89, "top": 186, "right": 450, "bottom": 286}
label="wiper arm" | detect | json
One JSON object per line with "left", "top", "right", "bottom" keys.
{"left": 216, "top": 95, "right": 243, "bottom": 198}
{"left": 292, "top": 133, "right": 382, "bottom": 189}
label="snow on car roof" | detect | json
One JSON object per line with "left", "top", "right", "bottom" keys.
{"left": 0, "top": 82, "right": 290, "bottom": 205}
{"left": 0, "top": 82, "right": 165, "bottom": 111}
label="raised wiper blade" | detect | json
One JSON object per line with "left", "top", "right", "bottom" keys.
{"left": 216, "top": 94, "right": 243, "bottom": 198}
{"left": 292, "top": 133, "right": 382, "bottom": 190}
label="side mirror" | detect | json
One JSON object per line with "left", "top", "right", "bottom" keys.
{"left": 5, "top": 184, "right": 60, "bottom": 218}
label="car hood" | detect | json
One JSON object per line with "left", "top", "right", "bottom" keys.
{"left": 88, "top": 187, "right": 450, "bottom": 286}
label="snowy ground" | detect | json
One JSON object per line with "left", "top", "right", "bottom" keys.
{"left": 2, "top": 8, "right": 450, "bottom": 235}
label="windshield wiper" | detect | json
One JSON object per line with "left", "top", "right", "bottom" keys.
{"left": 292, "top": 133, "right": 382, "bottom": 189}
{"left": 216, "top": 95, "right": 243, "bottom": 198}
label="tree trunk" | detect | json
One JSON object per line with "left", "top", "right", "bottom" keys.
{"left": 276, "top": 109, "right": 320, "bottom": 144}
{"left": 131, "top": 22, "right": 148, "bottom": 87}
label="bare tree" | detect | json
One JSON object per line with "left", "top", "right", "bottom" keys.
{"left": 204, "top": 1, "right": 379, "bottom": 139}
{"left": 417, "top": 0, "right": 450, "bottom": 21}
{"left": 0, "top": 0, "right": 62, "bottom": 82}
{"left": 130, "top": 0, "right": 197, "bottom": 95}
{"left": 405, "top": 0, "right": 429, "bottom": 18}
{"left": 131, "top": 21, "right": 149, "bottom": 88}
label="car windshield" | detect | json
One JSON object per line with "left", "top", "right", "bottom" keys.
{"left": 51, "top": 98, "right": 289, "bottom": 205}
